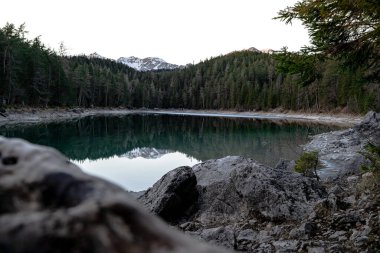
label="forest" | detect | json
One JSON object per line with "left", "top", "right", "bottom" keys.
{"left": 0, "top": 19, "right": 379, "bottom": 113}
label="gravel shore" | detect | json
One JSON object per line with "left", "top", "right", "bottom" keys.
{"left": 0, "top": 108, "right": 363, "bottom": 127}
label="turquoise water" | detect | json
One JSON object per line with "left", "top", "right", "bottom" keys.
{"left": 0, "top": 114, "right": 336, "bottom": 190}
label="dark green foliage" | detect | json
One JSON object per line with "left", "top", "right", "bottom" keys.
{"left": 0, "top": 23, "right": 379, "bottom": 112}
{"left": 62, "top": 55, "right": 138, "bottom": 107}
{"left": 360, "top": 143, "right": 380, "bottom": 176}
{"left": 0, "top": 23, "right": 67, "bottom": 106}
{"left": 294, "top": 151, "right": 320, "bottom": 180}
{"left": 276, "top": 0, "right": 380, "bottom": 80}
{"left": 274, "top": 48, "right": 323, "bottom": 86}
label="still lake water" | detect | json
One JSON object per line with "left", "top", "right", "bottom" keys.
{"left": 0, "top": 114, "right": 337, "bottom": 191}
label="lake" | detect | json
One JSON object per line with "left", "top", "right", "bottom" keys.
{"left": 0, "top": 113, "right": 337, "bottom": 191}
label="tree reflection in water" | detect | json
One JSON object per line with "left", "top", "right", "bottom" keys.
{"left": 0, "top": 114, "right": 338, "bottom": 167}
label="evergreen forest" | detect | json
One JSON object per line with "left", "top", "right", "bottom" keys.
{"left": 1, "top": 22, "right": 379, "bottom": 113}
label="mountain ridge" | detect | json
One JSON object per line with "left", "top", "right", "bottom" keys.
{"left": 117, "top": 56, "right": 183, "bottom": 71}
{"left": 87, "top": 46, "right": 273, "bottom": 72}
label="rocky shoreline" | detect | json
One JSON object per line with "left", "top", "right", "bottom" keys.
{"left": 0, "top": 111, "right": 378, "bottom": 252}
{"left": 0, "top": 107, "right": 362, "bottom": 127}
{"left": 137, "top": 157, "right": 380, "bottom": 252}
{"left": 137, "top": 112, "right": 380, "bottom": 252}
{"left": 305, "top": 111, "right": 380, "bottom": 181}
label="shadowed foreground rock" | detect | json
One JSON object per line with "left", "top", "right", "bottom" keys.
{"left": 138, "top": 166, "right": 198, "bottom": 224}
{"left": 0, "top": 137, "right": 230, "bottom": 253}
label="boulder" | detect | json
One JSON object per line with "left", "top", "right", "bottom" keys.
{"left": 0, "top": 137, "right": 229, "bottom": 253}
{"left": 137, "top": 156, "right": 326, "bottom": 250}
{"left": 304, "top": 111, "right": 380, "bottom": 180}
{"left": 192, "top": 156, "right": 326, "bottom": 225}
{"left": 354, "top": 111, "right": 380, "bottom": 144}
{"left": 305, "top": 129, "right": 364, "bottom": 180}
{"left": 138, "top": 166, "right": 198, "bottom": 223}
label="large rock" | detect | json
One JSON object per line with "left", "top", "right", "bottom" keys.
{"left": 354, "top": 111, "right": 380, "bottom": 144}
{"left": 183, "top": 157, "right": 379, "bottom": 252}
{"left": 137, "top": 156, "right": 327, "bottom": 250}
{"left": 0, "top": 137, "right": 229, "bottom": 253}
{"left": 192, "top": 156, "right": 326, "bottom": 225}
{"left": 138, "top": 166, "right": 198, "bottom": 223}
{"left": 305, "top": 111, "right": 380, "bottom": 180}
{"left": 304, "top": 129, "right": 365, "bottom": 180}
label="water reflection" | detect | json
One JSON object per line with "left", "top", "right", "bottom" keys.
{"left": 74, "top": 151, "right": 200, "bottom": 191}
{"left": 0, "top": 114, "right": 339, "bottom": 190}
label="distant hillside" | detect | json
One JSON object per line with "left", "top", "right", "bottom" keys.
{"left": 0, "top": 23, "right": 379, "bottom": 112}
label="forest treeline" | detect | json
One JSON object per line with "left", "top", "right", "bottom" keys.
{"left": 1, "top": 23, "right": 379, "bottom": 113}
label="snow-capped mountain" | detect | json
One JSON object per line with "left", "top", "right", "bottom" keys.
{"left": 120, "top": 147, "right": 172, "bottom": 159}
{"left": 117, "top": 56, "right": 182, "bottom": 71}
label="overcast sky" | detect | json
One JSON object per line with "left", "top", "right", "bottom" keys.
{"left": 0, "top": 0, "right": 309, "bottom": 65}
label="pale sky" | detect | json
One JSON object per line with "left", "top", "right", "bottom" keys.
{"left": 0, "top": 0, "right": 309, "bottom": 65}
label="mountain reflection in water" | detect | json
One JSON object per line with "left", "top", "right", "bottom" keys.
{"left": 75, "top": 151, "right": 200, "bottom": 191}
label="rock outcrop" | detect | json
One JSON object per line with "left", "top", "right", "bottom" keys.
{"left": 304, "top": 128, "right": 365, "bottom": 180}
{"left": 139, "top": 156, "right": 327, "bottom": 251}
{"left": 192, "top": 156, "right": 326, "bottom": 225}
{"left": 139, "top": 158, "right": 380, "bottom": 252}
{"left": 138, "top": 166, "right": 198, "bottom": 223}
{"left": 305, "top": 111, "right": 379, "bottom": 180}
{"left": 0, "top": 137, "right": 229, "bottom": 253}
{"left": 354, "top": 111, "right": 380, "bottom": 144}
